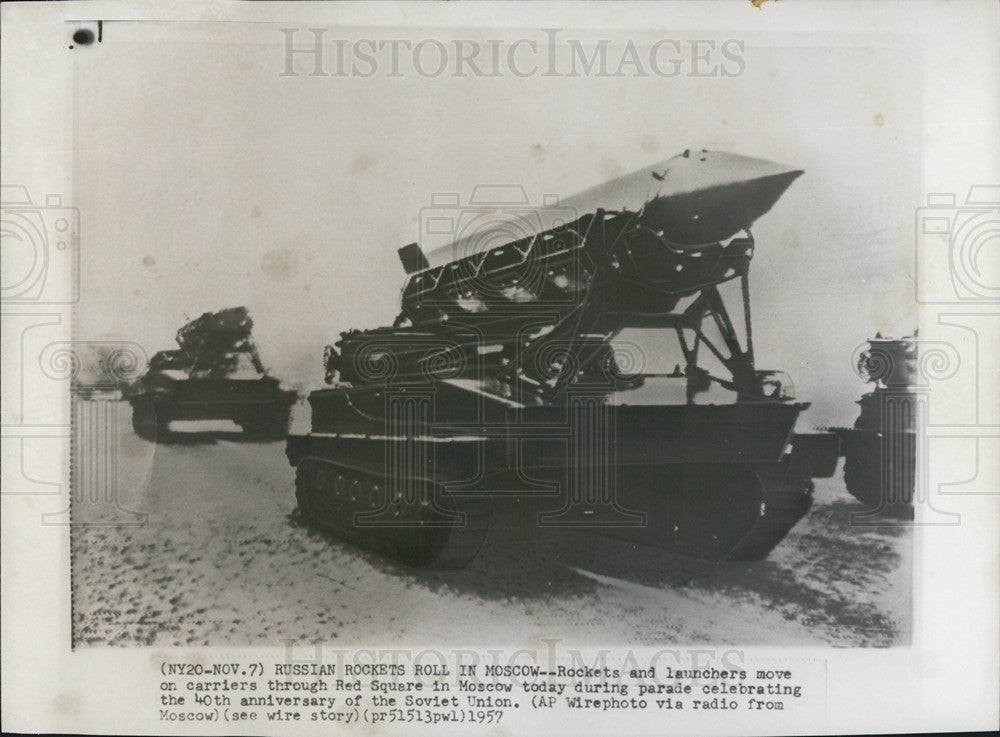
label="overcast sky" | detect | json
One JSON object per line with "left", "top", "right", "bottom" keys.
{"left": 72, "top": 22, "right": 922, "bottom": 426}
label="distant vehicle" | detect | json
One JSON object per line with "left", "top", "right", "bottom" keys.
{"left": 125, "top": 307, "right": 296, "bottom": 440}
{"left": 835, "top": 333, "right": 918, "bottom": 511}
{"left": 286, "top": 149, "right": 843, "bottom": 568}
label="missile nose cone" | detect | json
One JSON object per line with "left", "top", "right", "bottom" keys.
{"left": 743, "top": 165, "right": 805, "bottom": 210}
{"left": 774, "top": 167, "right": 805, "bottom": 191}
{"left": 638, "top": 151, "right": 805, "bottom": 246}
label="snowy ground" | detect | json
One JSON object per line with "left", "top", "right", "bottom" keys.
{"left": 71, "top": 404, "right": 911, "bottom": 648}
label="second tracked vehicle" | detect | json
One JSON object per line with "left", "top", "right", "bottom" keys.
{"left": 127, "top": 307, "right": 297, "bottom": 440}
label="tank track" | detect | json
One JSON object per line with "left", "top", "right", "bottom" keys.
{"left": 295, "top": 458, "right": 491, "bottom": 569}
{"left": 130, "top": 397, "right": 167, "bottom": 441}
{"left": 589, "top": 464, "right": 811, "bottom": 561}
{"left": 841, "top": 429, "right": 915, "bottom": 510}
{"left": 725, "top": 470, "right": 814, "bottom": 561}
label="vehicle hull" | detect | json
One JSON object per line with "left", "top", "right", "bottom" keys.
{"left": 129, "top": 378, "right": 296, "bottom": 439}
{"left": 288, "top": 389, "right": 834, "bottom": 566}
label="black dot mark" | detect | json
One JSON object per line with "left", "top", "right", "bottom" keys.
{"left": 73, "top": 29, "right": 94, "bottom": 46}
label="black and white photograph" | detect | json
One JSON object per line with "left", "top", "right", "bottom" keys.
{"left": 2, "top": 1, "right": 998, "bottom": 735}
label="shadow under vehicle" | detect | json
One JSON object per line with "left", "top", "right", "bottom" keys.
{"left": 287, "top": 149, "right": 843, "bottom": 569}
{"left": 125, "top": 307, "right": 297, "bottom": 441}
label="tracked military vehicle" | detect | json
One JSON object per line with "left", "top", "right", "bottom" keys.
{"left": 287, "top": 149, "right": 841, "bottom": 568}
{"left": 836, "top": 333, "right": 918, "bottom": 511}
{"left": 127, "top": 307, "right": 296, "bottom": 440}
